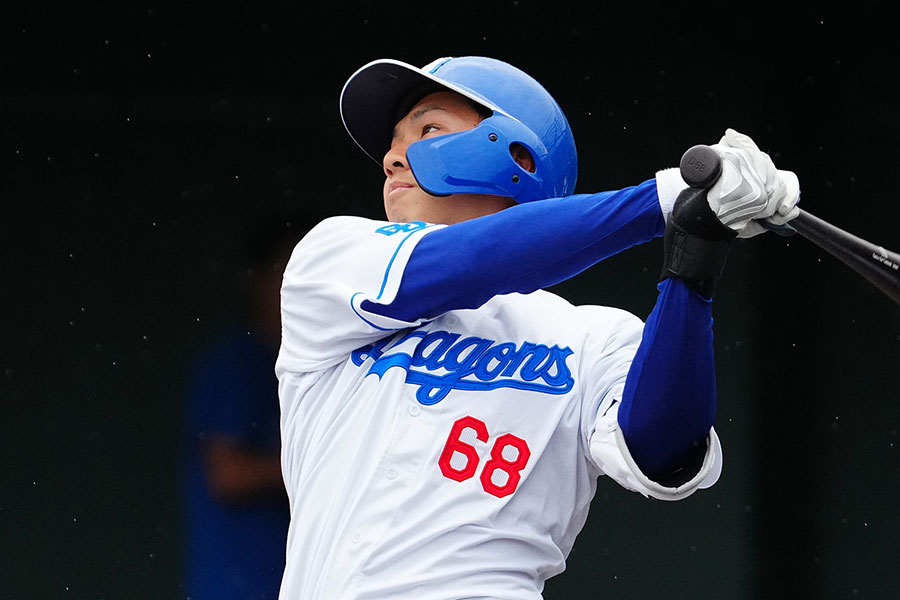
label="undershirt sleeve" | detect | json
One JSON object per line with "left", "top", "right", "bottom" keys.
{"left": 362, "top": 179, "right": 665, "bottom": 321}
{"left": 616, "top": 277, "right": 717, "bottom": 483}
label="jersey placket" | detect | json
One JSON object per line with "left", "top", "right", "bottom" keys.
{"left": 333, "top": 380, "right": 440, "bottom": 591}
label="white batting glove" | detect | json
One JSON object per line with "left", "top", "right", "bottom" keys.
{"left": 707, "top": 128, "right": 801, "bottom": 238}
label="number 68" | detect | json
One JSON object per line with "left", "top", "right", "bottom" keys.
{"left": 438, "top": 415, "right": 531, "bottom": 498}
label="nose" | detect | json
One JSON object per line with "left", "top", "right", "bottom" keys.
{"left": 382, "top": 142, "right": 409, "bottom": 177}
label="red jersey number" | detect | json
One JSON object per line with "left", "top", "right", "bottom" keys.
{"left": 438, "top": 416, "right": 531, "bottom": 498}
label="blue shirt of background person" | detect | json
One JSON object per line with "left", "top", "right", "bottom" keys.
{"left": 182, "top": 220, "right": 299, "bottom": 599}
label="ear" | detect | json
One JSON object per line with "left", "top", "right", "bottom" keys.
{"left": 510, "top": 143, "right": 536, "bottom": 173}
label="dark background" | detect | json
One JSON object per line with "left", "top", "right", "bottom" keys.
{"left": 2, "top": 2, "right": 899, "bottom": 598}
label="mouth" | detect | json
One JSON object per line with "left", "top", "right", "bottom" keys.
{"left": 387, "top": 180, "right": 415, "bottom": 196}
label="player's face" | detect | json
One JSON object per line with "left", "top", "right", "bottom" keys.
{"left": 383, "top": 91, "right": 516, "bottom": 224}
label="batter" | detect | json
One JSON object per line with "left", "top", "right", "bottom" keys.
{"left": 275, "top": 56, "right": 800, "bottom": 599}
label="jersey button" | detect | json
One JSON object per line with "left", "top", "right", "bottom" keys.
{"left": 386, "top": 467, "right": 398, "bottom": 480}
{"left": 407, "top": 404, "right": 421, "bottom": 417}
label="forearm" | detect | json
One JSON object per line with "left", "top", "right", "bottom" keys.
{"left": 364, "top": 179, "right": 665, "bottom": 321}
{"left": 616, "top": 277, "right": 717, "bottom": 482}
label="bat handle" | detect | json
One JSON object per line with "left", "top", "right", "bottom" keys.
{"left": 679, "top": 144, "right": 723, "bottom": 189}
{"left": 671, "top": 145, "right": 724, "bottom": 221}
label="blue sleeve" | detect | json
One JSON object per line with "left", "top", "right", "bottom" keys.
{"left": 616, "top": 277, "right": 717, "bottom": 482}
{"left": 362, "top": 179, "right": 665, "bottom": 321}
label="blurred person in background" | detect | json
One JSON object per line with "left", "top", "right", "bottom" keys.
{"left": 182, "top": 216, "right": 301, "bottom": 599}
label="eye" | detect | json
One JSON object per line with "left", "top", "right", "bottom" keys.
{"left": 422, "top": 124, "right": 440, "bottom": 136}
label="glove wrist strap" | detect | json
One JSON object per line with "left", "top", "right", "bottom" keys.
{"left": 660, "top": 188, "right": 737, "bottom": 297}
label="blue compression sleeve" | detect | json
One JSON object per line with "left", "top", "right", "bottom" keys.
{"left": 617, "top": 277, "right": 716, "bottom": 482}
{"left": 362, "top": 179, "right": 665, "bottom": 321}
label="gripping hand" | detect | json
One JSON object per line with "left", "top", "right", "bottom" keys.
{"left": 708, "top": 128, "right": 800, "bottom": 238}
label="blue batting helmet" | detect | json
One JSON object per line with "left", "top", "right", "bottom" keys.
{"left": 340, "top": 56, "right": 578, "bottom": 204}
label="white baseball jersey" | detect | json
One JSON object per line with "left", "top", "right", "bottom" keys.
{"left": 275, "top": 214, "right": 721, "bottom": 599}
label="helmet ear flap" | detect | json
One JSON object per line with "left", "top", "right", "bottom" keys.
{"left": 407, "top": 114, "right": 549, "bottom": 203}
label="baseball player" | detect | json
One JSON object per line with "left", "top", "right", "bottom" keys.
{"left": 274, "top": 57, "right": 800, "bottom": 598}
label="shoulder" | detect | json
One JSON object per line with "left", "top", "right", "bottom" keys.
{"left": 494, "top": 290, "right": 643, "bottom": 327}
{"left": 292, "top": 217, "right": 439, "bottom": 256}
{"left": 300, "top": 215, "right": 382, "bottom": 243}
{"left": 486, "top": 291, "right": 645, "bottom": 353}
{"left": 286, "top": 216, "right": 382, "bottom": 266}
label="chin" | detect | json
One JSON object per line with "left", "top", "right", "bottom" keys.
{"left": 385, "top": 199, "right": 425, "bottom": 224}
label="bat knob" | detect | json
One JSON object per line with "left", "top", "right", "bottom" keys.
{"left": 680, "top": 145, "right": 723, "bottom": 189}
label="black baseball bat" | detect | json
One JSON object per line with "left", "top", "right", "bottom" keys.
{"left": 679, "top": 145, "right": 900, "bottom": 306}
